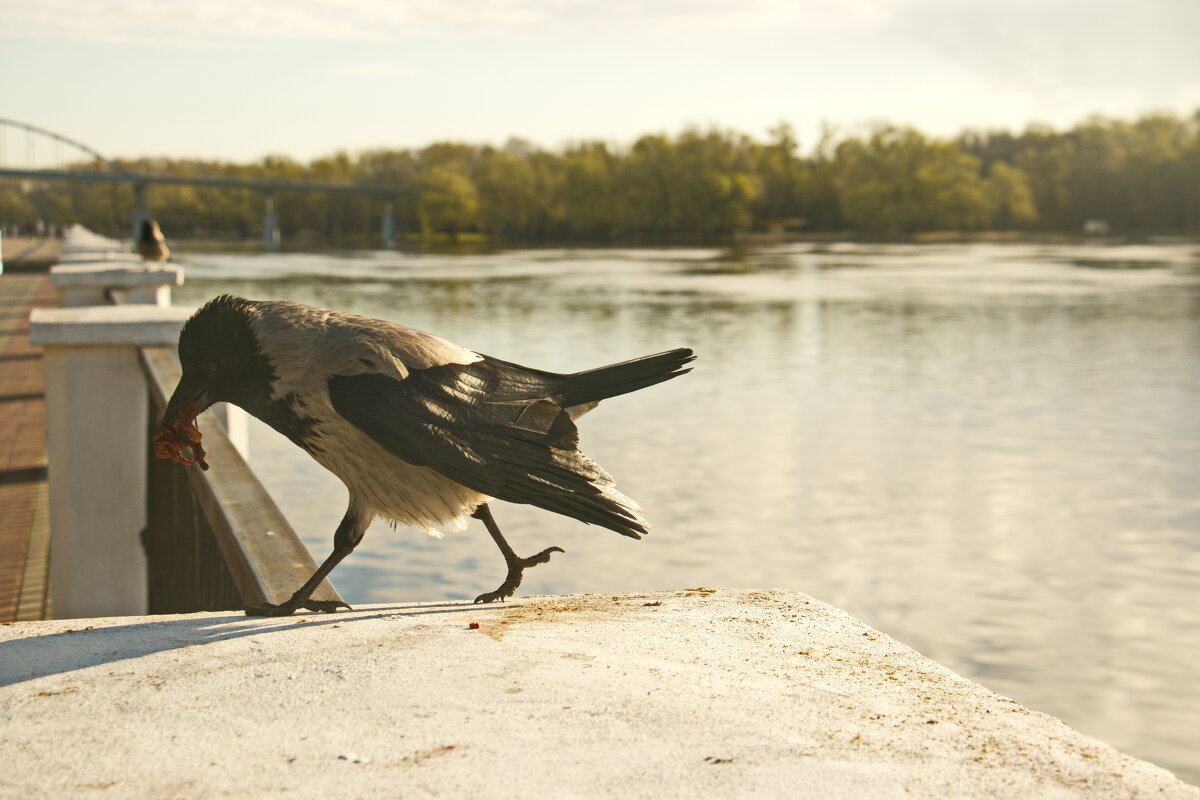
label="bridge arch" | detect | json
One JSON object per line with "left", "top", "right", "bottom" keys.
{"left": 0, "top": 118, "right": 130, "bottom": 174}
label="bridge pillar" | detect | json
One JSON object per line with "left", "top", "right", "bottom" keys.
{"left": 131, "top": 182, "right": 150, "bottom": 244}
{"left": 382, "top": 200, "right": 396, "bottom": 248}
{"left": 263, "top": 192, "right": 280, "bottom": 251}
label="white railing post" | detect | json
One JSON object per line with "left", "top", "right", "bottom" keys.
{"left": 52, "top": 262, "right": 183, "bottom": 308}
{"left": 209, "top": 403, "right": 250, "bottom": 459}
{"left": 30, "top": 306, "right": 193, "bottom": 619}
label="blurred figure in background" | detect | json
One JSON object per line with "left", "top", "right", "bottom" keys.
{"left": 137, "top": 218, "right": 170, "bottom": 262}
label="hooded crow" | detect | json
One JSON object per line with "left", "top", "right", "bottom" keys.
{"left": 137, "top": 219, "right": 170, "bottom": 262}
{"left": 160, "top": 295, "right": 695, "bottom": 616}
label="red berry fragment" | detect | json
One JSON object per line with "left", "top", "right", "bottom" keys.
{"left": 152, "top": 401, "right": 209, "bottom": 471}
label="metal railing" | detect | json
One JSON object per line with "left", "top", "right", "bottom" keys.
{"left": 140, "top": 346, "right": 344, "bottom": 613}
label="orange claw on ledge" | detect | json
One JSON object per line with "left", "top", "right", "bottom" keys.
{"left": 152, "top": 401, "right": 209, "bottom": 471}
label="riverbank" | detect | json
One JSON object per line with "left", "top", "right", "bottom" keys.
{"left": 1, "top": 589, "right": 1195, "bottom": 799}
{"left": 65, "top": 229, "right": 1200, "bottom": 258}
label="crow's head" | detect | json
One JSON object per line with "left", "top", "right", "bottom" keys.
{"left": 162, "top": 294, "right": 272, "bottom": 427}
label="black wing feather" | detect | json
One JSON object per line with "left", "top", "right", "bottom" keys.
{"left": 327, "top": 350, "right": 692, "bottom": 538}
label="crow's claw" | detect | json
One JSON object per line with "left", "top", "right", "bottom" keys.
{"left": 521, "top": 546, "right": 565, "bottom": 568}
{"left": 303, "top": 599, "right": 353, "bottom": 613}
{"left": 473, "top": 588, "right": 512, "bottom": 604}
{"left": 474, "top": 545, "right": 564, "bottom": 604}
{"left": 474, "top": 575, "right": 522, "bottom": 604}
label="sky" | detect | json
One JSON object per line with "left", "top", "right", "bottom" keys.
{"left": 1, "top": 0, "right": 1198, "bottom": 164}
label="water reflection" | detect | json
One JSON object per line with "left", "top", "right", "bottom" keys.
{"left": 175, "top": 241, "right": 1200, "bottom": 784}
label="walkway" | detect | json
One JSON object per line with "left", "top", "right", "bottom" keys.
{"left": 0, "top": 270, "right": 55, "bottom": 621}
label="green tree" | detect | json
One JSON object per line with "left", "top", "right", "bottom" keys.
{"left": 1013, "top": 132, "right": 1075, "bottom": 230}
{"left": 0, "top": 185, "right": 36, "bottom": 223}
{"left": 8, "top": 109, "right": 1199, "bottom": 241}
{"left": 754, "top": 123, "right": 809, "bottom": 225}
{"left": 556, "top": 143, "right": 618, "bottom": 240}
{"left": 835, "top": 126, "right": 990, "bottom": 233}
{"left": 984, "top": 162, "right": 1037, "bottom": 229}
{"left": 618, "top": 129, "right": 759, "bottom": 240}
{"left": 475, "top": 150, "right": 544, "bottom": 238}
{"left": 418, "top": 166, "right": 478, "bottom": 239}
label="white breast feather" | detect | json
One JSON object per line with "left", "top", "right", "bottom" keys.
{"left": 308, "top": 414, "right": 489, "bottom": 536}
{"left": 249, "top": 302, "right": 488, "bottom": 535}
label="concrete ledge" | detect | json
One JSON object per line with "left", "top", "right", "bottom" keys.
{"left": 50, "top": 261, "right": 183, "bottom": 307}
{"left": 51, "top": 263, "right": 183, "bottom": 288}
{"left": 29, "top": 305, "right": 192, "bottom": 346}
{"left": 0, "top": 589, "right": 1194, "bottom": 799}
{"left": 56, "top": 252, "right": 140, "bottom": 264}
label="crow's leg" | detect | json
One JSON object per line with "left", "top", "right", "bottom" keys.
{"left": 472, "top": 503, "right": 564, "bottom": 604}
{"left": 245, "top": 508, "right": 364, "bottom": 617}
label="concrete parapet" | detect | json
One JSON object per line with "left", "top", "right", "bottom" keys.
{"left": 52, "top": 224, "right": 182, "bottom": 306}
{"left": 29, "top": 306, "right": 191, "bottom": 619}
{"left": 0, "top": 589, "right": 1195, "bottom": 799}
{"left": 30, "top": 305, "right": 191, "bottom": 347}
{"left": 51, "top": 263, "right": 184, "bottom": 307}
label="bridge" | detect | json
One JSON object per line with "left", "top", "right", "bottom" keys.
{"left": 0, "top": 118, "right": 418, "bottom": 249}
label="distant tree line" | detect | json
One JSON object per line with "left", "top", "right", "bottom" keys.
{"left": 2, "top": 110, "right": 1197, "bottom": 242}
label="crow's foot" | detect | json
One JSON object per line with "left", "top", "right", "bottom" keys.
{"left": 245, "top": 598, "right": 352, "bottom": 616}
{"left": 474, "top": 546, "right": 564, "bottom": 604}
{"left": 244, "top": 602, "right": 298, "bottom": 617}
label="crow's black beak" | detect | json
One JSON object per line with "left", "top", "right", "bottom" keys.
{"left": 162, "top": 373, "right": 212, "bottom": 428}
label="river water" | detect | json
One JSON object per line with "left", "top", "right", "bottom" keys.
{"left": 174, "top": 240, "right": 1200, "bottom": 783}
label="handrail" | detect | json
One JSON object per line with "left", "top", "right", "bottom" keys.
{"left": 141, "top": 345, "right": 343, "bottom": 610}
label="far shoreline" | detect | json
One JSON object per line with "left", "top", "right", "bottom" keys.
{"left": 165, "top": 229, "right": 1200, "bottom": 256}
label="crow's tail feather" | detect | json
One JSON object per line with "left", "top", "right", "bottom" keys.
{"left": 562, "top": 348, "right": 695, "bottom": 408}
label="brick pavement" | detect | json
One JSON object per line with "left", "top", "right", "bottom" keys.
{"left": 0, "top": 271, "right": 55, "bottom": 620}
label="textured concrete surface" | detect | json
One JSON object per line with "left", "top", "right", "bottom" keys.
{"left": 29, "top": 304, "right": 191, "bottom": 346}
{"left": 1, "top": 589, "right": 1196, "bottom": 799}
{"left": 51, "top": 262, "right": 182, "bottom": 288}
